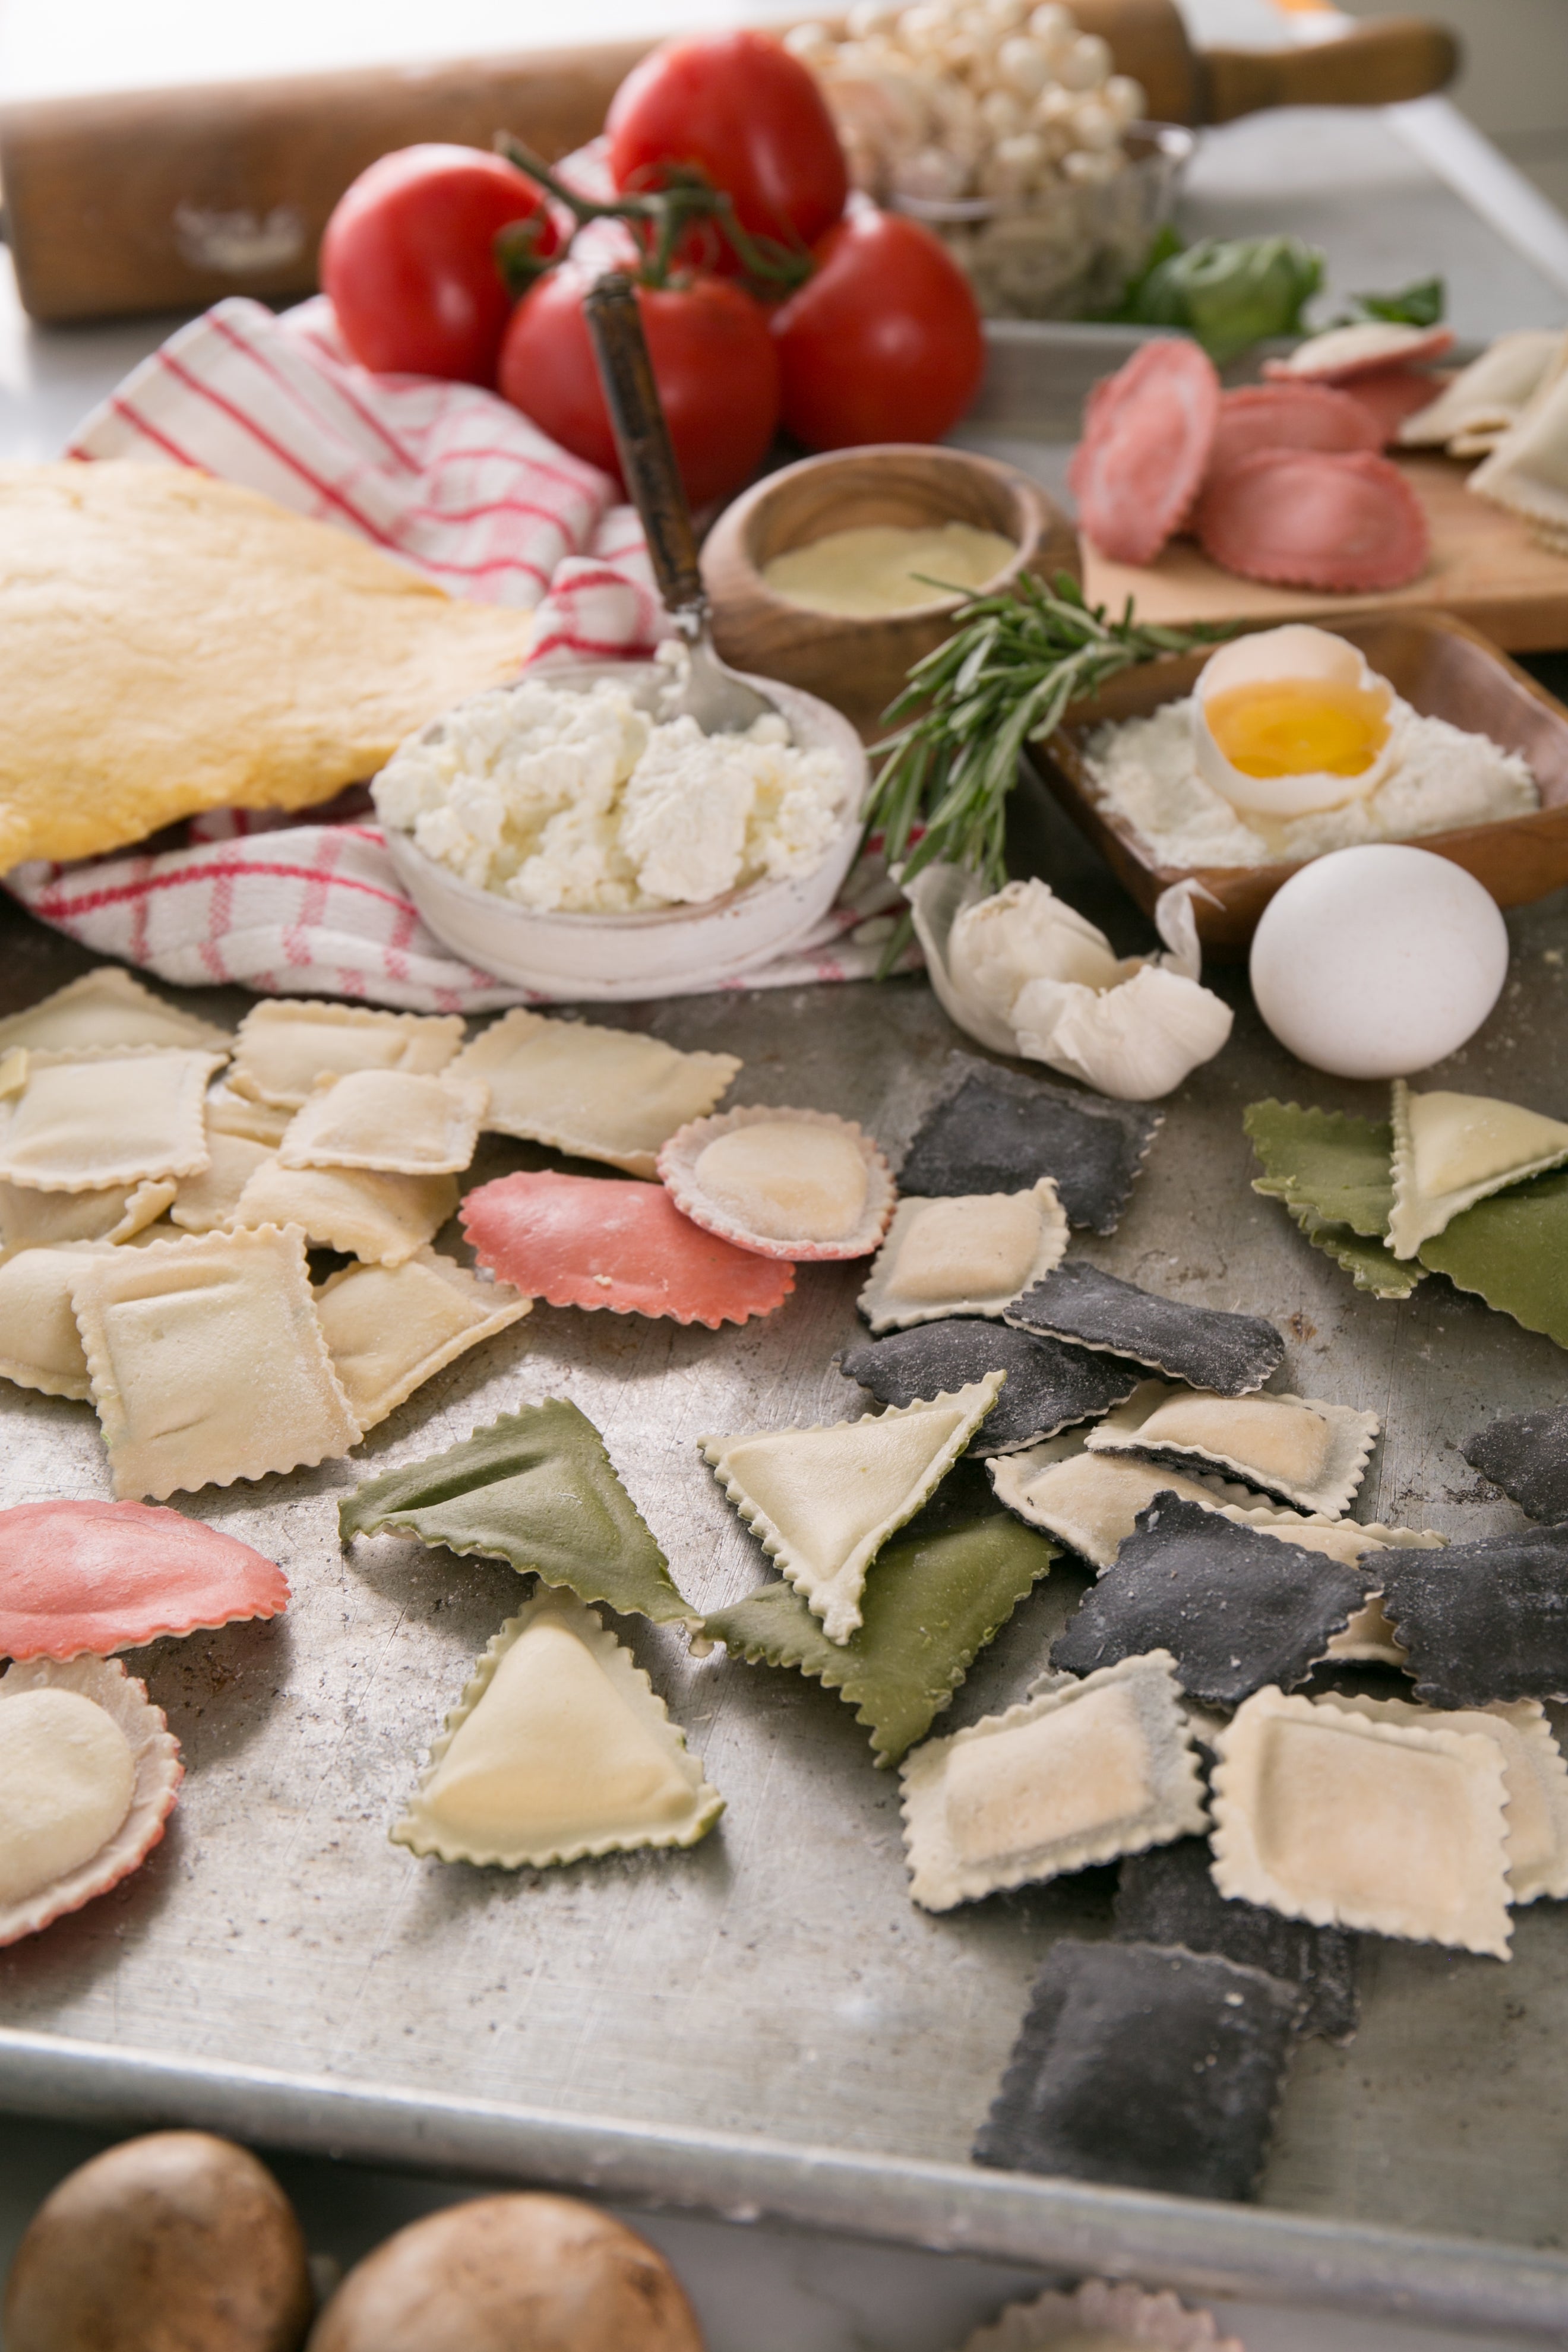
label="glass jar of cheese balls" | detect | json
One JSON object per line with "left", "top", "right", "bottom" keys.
{"left": 788, "top": 1, "right": 1193, "bottom": 319}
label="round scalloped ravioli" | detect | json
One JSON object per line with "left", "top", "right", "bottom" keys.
{"left": 0, "top": 1655, "right": 182, "bottom": 1947}
{"left": 659, "top": 1106, "right": 895, "bottom": 1261}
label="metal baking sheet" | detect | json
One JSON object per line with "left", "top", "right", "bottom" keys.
{"left": 2, "top": 759, "right": 1568, "bottom": 2338}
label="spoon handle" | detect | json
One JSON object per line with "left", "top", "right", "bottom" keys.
{"left": 584, "top": 271, "right": 705, "bottom": 621}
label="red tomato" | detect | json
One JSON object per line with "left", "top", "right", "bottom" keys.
{"left": 498, "top": 265, "right": 780, "bottom": 509}
{"left": 606, "top": 31, "right": 848, "bottom": 264}
{"left": 770, "top": 207, "right": 986, "bottom": 451}
{"left": 322, "top": 144, "right": 559, "bottom": 385}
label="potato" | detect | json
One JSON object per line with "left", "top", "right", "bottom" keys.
{"left": 306, "top": 2193, "right": 703, "bottom": 2352}
{"left": 4, "top": 2130, "right": 314, "bottom": 2352}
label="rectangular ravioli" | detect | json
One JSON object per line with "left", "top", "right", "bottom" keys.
{"left": 1086, "top": 1380, "right": 1379, "bottom": 1516}
{"left": 452, "top": 1009, "right": 739, "bottom": 1177}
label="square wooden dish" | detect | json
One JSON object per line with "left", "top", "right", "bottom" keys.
{"left": 1032, "top": 610, "right": 1568, "bottom": 959}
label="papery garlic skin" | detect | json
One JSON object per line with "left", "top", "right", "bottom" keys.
{"left": 903, "top": 864, "right": 1232, "bottom": 1101}
{"left": 948, "top": 877, "right": 1127, "bottom": 1001}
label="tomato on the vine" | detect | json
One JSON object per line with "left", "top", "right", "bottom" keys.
{"left": 770, "top": 206, "right": 986, "bottom": 452}
{"left": 606, "top": 30, "right": 847, "bottom": 267}
{"left": 498, "top": 264, "right": 780, "bottom": 508}
{"left": 322, "top": 144, "right": 558, "bottom": 385}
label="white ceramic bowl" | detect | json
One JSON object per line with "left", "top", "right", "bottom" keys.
{"left": 380, "top": 663, "right": 870, "bottom": 1001}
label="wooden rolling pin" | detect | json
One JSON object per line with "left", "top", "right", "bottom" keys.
{"left": 0, "top": 4, "right": 1458, "bottom": 324}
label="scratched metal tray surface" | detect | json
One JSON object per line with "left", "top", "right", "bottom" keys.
{"left": 1, "top": 763, "right": 1568, "bottom": 2338}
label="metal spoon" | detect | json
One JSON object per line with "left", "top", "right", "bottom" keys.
{"left": 584, "top": 271, "right": 781, "bottom": 738}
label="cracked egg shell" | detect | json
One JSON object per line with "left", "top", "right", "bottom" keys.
{"left": 659, "top": 1104, "right": 895, "bottom": 1260}
{"left": 0, "top": 1497, "right": 289, "bottom": 1661}
{"left": 0, "top": 1655, "right": 181, "bottom": 1947}
{"left": 1192, "top": 625, "right": 1397, "bottom": 819}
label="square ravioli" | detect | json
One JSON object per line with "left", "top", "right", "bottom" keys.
{"left": 974, "top": 1939, "right": 1301, "bottom": 2199}
{"left": 314, "top": 1250, "right": 530, "bottom": 1433}
{"left": 1006, "top": 1263, "right": 1285, "bottom": 1395}
{"left": 1376, "top": 1523, "right": 1568, "bottom": 1709}
{"left": 392, "top": 1592, "right": 723, "bottom": 1867}
{"left": 1051, "top": 1494, "right": 1368, "bottom": 1708}
{"left": 1319, "top": 1692, "right": 1568, "bottom": 1905}
{"left": 1215, "top": 1504, "right": 1443, "bottom": 1666}
{"left": 839, "top": 1320, "right": 1140, "bottom": 1455}
{"left": 451, "top": 1009, "right": 740, "bottom": 1177}
{"left": 898, "top": 1053, "right": 1161, "bottom": 1234}
{"left": 857, "top": 1182, "right": 1068, "bottom": 1332}
{"left": 228, "top": 1000, "right": 463, "bottom": 1109}
{"left": 990, "top": 1443, "right": 1262, "bottom": 1569}
{"left": 278, "top": 1068, "right": 488, "bottom": 1175}
{"left": 0, "top": 1241, "right": 105, "bottom": 1399}
{"left": 1463, "top": 1405, "right": 1568, "bottom": 1525}
{"left": 0, "top": 1175, "right": 174, "bottom": 1262}
{"left": 701, "top": 1376, "right": 1004, "bottom": 1644}
{"left": 0, "top": 1049, "right": 222, "bottom": 1193}
{"left": 68, "top": 1224, "right": 361, "bottom": 1500}
{"left": 1085, "top": 1380, "right": 1379, "bottom": 1516}
{"left": 1210, "top": 1687, "right": 1513, "bottom": 1958}
{"left": 229, "top": 1159, "right": 458, "bottom": 1265}
{"left": 899, "top": 1652, "right": 1206, "bottom": 1909}
{"left": 1389, "top": 1080, "right": 1568, "bottom": 1259}
{"left": 169, "top": 1124, "right": 276, "bottom": 1235}
{"left": 1114, "top": 1838, "right": 1358, "bottom": 2041}
{"left": 0, "top": 968, "right": 232, "bottom": 1058}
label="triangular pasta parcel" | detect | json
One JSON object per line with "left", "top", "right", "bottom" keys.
{"left": 1389, "top": 1080, "right": 1568, "bottom": 1259}
{"left": 393, "top": 1593, "right": 723, "bottom": 1868}
{"left": 701, "top": 1375, "right": 1003, "bottom": 1644}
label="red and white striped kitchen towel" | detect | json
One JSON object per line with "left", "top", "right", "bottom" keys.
{"left": 7, "top": 295, "right": 910, "bottom": 1006}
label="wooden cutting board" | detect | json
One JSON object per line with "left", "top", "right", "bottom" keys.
{"left": 1081, "top": 456, "right": 1568, "bottom": 654}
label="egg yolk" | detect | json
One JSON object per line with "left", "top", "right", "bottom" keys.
{"left": 1204, "top": 679, "right": 1390, "bottom": 779}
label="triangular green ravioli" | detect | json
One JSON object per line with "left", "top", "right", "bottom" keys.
{"left": 1288, "top": 1205, "right": 1425, "bottom": 1300}
{"left": 339, "top": 1399, "right": 698, "bottom": 1628}
{"left": 701, "top": 1374, "right": 1004, "bottom": 1644}
{"left": 704, "top": 1508, "right": 1059, "bottom": 1766}
{"left": 393, "top": 1592, "right": 723, "bottom": 1866}
{"left": 1417, "top": 1168, "right": 1568, "bottom": 1348}
{"left": 1389, "top": 1082, "right": 1568, "bottom": 1259}
{"left": 1245, "top": 1101, "right": 1394, "bottom": 1238}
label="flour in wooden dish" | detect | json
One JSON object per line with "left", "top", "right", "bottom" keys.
{"left": 1083, "top": 697, "right": 1537, "bottom": 869}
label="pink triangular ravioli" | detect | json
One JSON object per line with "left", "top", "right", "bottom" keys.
{"left": 0, "top": 1499, "right": 289, "bottom": 1659}
{"left": 461, "top": 1171, "right": 794, "bottom": 1328}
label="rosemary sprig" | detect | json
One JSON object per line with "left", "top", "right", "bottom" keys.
{"left": 865, "top": 572, "right": 1237, "bottom": 972}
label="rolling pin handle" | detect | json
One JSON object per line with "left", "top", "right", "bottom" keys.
{"left": 583, "top": 270, "right": 706, "bottom": 623}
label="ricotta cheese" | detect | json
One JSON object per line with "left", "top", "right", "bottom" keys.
{"left": 1083, "top": 695, "right": 1538, "bottom": 869}
{"left": 374, "top": 671, "right": 848, "bottom": 913}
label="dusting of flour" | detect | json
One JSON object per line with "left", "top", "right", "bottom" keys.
{"left": 1083, "top": 695, "right": 1539, "bottom": 868}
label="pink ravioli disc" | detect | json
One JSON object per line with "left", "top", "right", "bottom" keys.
{"left": 1068, "top": 337, "right": 1221, "bottom": 564}
{"left": 461, "top": 1170, "right": 796, "bottom": 1327}
{"left": 0, "top": 1500, "right": 290, "bottom": 1661}
{"left": 1204, "top": 383, "right": 1382, "bottom": 485}
{"left": 1337, "top": 364, "right": 1449, "bottom": 447}
{"left": 1194, "top": 447, "right": 1430, "bottom": 593}
{"left": 1263, "top": 321, "right": 1455, "bottom": 384}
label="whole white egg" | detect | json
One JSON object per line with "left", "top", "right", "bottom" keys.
{"left": 1250, "top": 843, "right": 1509, "bottom": 1079}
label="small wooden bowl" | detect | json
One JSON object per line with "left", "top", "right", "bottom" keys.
{"left": 701, "top": 444, "right": 1078, "bottom": 741}
{"left": 1033, "top": 609, "right": 1568, "bottom": 960}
